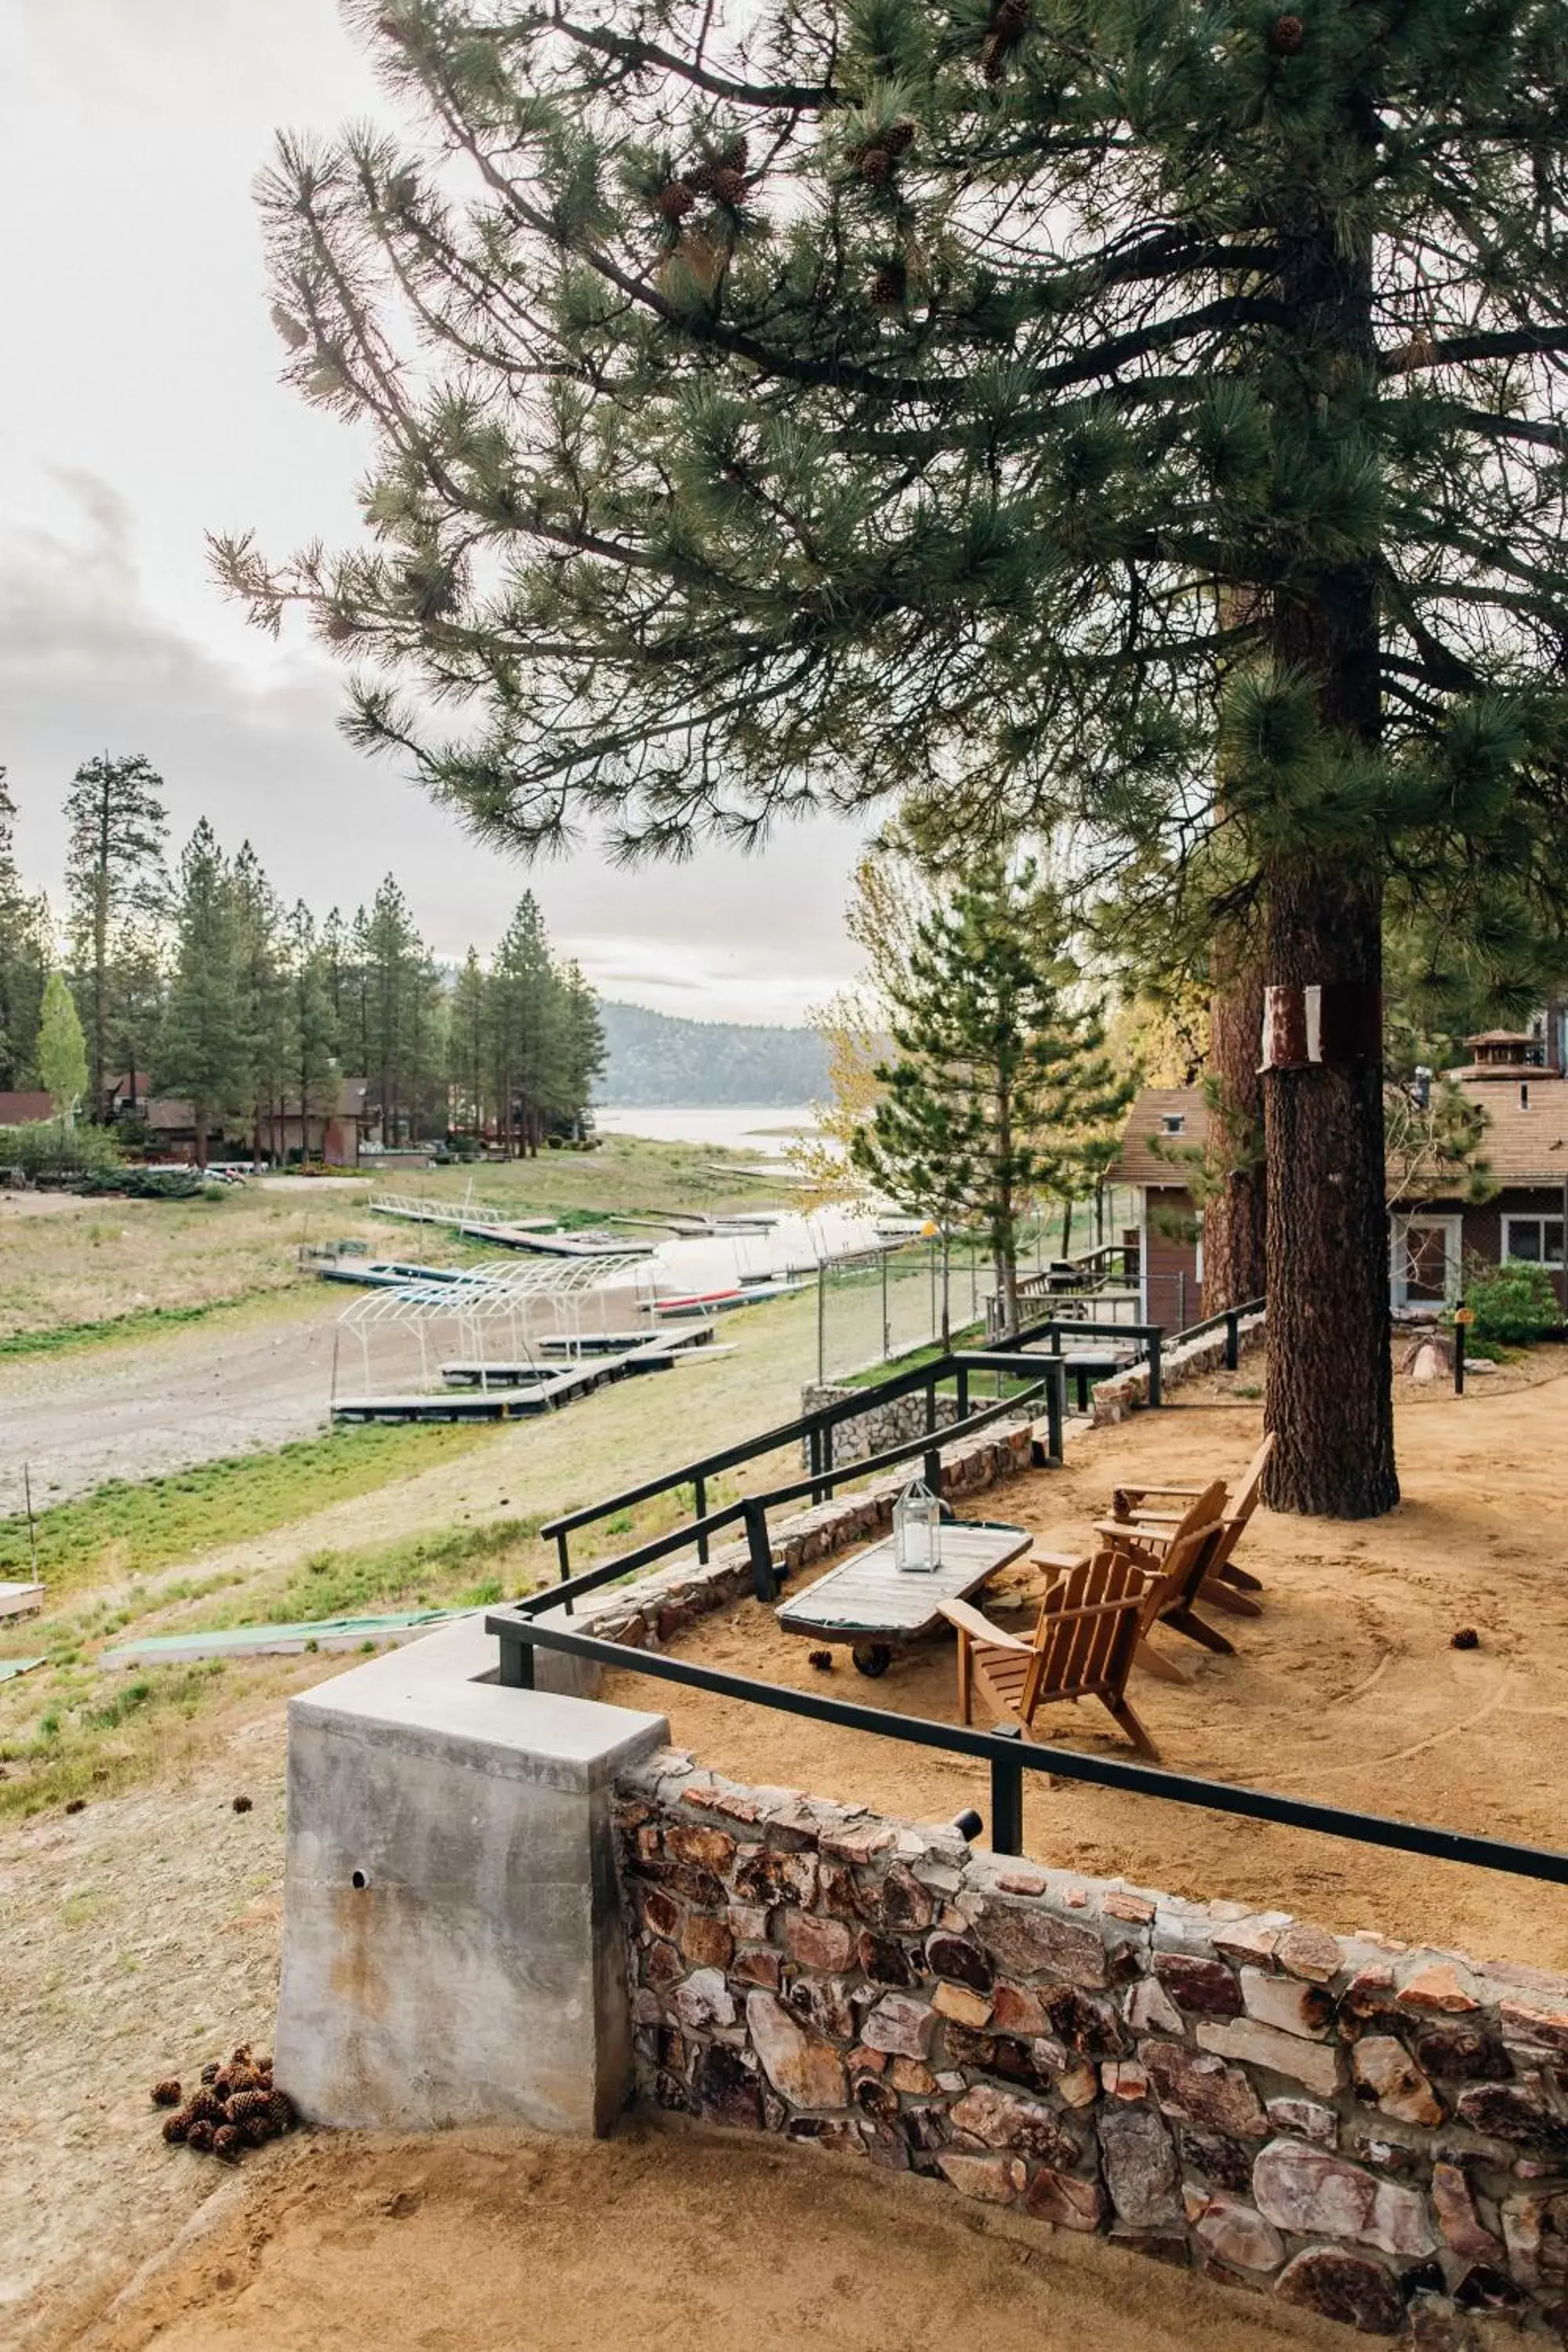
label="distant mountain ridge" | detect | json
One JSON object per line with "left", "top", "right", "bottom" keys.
{"left": 594, "top": 999, "right": 829, "bottom": 1106}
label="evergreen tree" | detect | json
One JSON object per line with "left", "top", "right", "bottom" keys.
{"left": 63, "top": 753, "right": 167, "bottom": 1120}
{"left": 157, "top": 822, "right": 246, "bottom": 1167}
{"left": 490, "top": 893, "right": 562, "bottom": 1156}
{"left": 853, "top": 860, "right": 1131, "bottom": 1333}
{"left": 0, "top": 771, "right": 51, "bottom": 1090}
{"left": 355, "top": 877, "right": 442, "bottom": 1143}
{"left": 555, "top": 963, "right": 607, "bottom": 1140}
{"left": 37, "top": 973, "right": 88, "bottom": 1131}
{"left": 220, "top": 0, "right": 1568, "bottom": 1516}
{"left": 449, "top": 946, "right": 490, "bottom": 1137}
{"left": 231, "top": 843, "right": 291, "bottom": 1161}
{"left": 284, "top": 903, "right": 342, "bottom": 1162}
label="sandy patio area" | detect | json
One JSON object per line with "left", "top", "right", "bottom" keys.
{"left": 604, "top": 1355, "right": 1568, "bottom": 1971}
{"left": 76, "top": 2121, "right": 1377, "bottom": 2352}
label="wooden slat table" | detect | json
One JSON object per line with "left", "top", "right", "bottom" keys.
{"left": 777, "top": 1519, "right": 1033, "bottom": 1677}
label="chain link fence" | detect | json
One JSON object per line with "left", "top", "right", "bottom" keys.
{"left": 814, "top": 1195, "right": 1147, "bottom": 1381}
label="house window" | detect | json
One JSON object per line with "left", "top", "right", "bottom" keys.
{"left": 1501, "top": 1216, "right": 1566, "bottom": 1269}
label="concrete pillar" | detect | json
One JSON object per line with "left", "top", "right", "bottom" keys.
{"left": 274, "top": 1615, "right": 667, "bottom": 2136}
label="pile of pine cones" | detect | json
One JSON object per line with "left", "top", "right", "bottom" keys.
{"left": 153, "top": 2045, "right": 294, "bottom": 2164}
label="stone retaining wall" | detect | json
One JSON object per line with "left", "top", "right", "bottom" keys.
{"left": 1092, "top": 1309, "right": 1267, "bottom": 1425}
{"left": 550, "top": 1418, "right": 1033, "bottom": 1654}
{"left": 797, "top": 1383, "right": 964, "bottom": 1468}
{"left": 616, "top": 1752, "right": 1568, "bottom": 2347}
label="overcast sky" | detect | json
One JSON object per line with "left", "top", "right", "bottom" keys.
{"left": 0, "top": 0, "right": 865, "bottom": 1023}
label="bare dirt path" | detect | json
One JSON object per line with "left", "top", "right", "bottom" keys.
{"left": 73, "top": 2122, "right": 1370, "bottom": 2352}
{"left": 0, "top": 1295, "right": 343, "bottom": 1514}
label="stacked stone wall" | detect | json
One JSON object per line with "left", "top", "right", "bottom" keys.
{"left": 798, "top": 1383, "right": 965, "bottom": 1468}
{"left": 616, "top": 1751, "right": 1568, "bottom": 2347}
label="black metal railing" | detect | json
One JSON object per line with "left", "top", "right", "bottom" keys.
{"left": 539, "top": 1313, "right": 1163, "bottom": 1593}
{"left": 1166, "top": 1295, "right": 1266, "bottom": 1372}
{"left": 483, "top": 1602, "right": 1568, "bottom": 1889}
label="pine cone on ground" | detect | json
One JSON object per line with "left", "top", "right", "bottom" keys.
{"left": 255, "top": 2054, "right": 274, "bottom": 2078}
{"left": 267, "top": 2090, "right": 296, "bottom": 2134}
{"left": 230, "top": 2044, "right": 253, "bottom": 2067}
{"left": 241, "top": 2116, "right": 274, "bottom": 2147}
{"left": 151, "top": 2080, "right": 183, "bottom": 2107}
{"left": 186, "top": 2119, "right": 216, "bottom": 2153}
{"left": 187, "top": 2088, "right": 223, "bottom": 2124}
{"left": 231, "top": 1795, "right": 252, "bottom": 1814}
{"left": 654, "top": 180, "right": 695, "bottom": 221}
{"left": 228, "top": 2089, "right": 272, "bottom": 2125}
{"left": 162, "top": 2109, "right": 194, "bottom": 2145}
{"left": 201, "top": 2062, "right": 220, "bottom": 2086}
{"left": 211, "top": 2125, "right": 243, "bottom": 2164}
{"left": 1271, "top": 13, "right": 1304, "bottom": 49}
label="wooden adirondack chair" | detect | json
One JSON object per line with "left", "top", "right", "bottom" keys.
{"left": 937, "top": 1548, "right": 1161, "bottom": 1759}
{"left": 1105, "top": 1432, "right": 1275, "bottom": 1612}
{"left": 1035, "top": 1478, "right": 1231, "bottom": 1684}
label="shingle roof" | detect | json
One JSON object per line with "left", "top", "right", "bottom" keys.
{"left": 1112, "top": 1076, "right": 1568, "bottom": 1193}
{"left": 1110, "top": 1087, "right": 1209, "bottom": 1186}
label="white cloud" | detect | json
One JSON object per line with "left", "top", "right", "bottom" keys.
{"left": 0, "top": 482, "right": 864, "bottom": 1022}
{"left": 0, "top": 1, "right": 866, "bottom": 1023}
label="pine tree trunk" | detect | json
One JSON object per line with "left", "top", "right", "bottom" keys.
{"left": 1259, "top": 206, "right": 1396, "bottom": 1519}
{"left": 1203, "top": 959, "right": 1267, "bottom": 1312}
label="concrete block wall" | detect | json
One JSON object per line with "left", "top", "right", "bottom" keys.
{"left": 617, "top": 1750, "right": 1568, "bottom": 2347}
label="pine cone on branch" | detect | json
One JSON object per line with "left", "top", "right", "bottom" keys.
{"left": 717, "top": 135, "right": 750, "bottom": 173}
{"left": 982, "top": 0, "right": 1031, "bottom": 79}
{"left": 858, "top": 146, "right": 894, "bottom": 187}
{"left": 869, "top": 262, "right": 907, "bottom": 310}
{"left": 884, "top": 120, "right": 916, "bottom": 156}
{"left": 655, "top": 180, "right": 696, "bottom": 221}
{"left": 709, "top": 166, "right": 748, "bottom": 208}
{"left": 1271, "top": 13, "right": 1305, "bottom": 50}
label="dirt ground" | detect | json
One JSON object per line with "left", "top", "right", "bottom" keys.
{"left": 71, "top": 2122, "right": 1385, "bottom": 2352}
{"left": 605, "top": 1356, "right": 1568, "bottom": 1971}
{"left": 0, "top": 1294, "right": 345, "bottom": 1513}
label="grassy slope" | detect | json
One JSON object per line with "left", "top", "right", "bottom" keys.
{"left": 0, "top": 1136, "right": 771, "bottom": 1349}
{"left": 0, "top": 1422, "right": 495, "bottom": 1595}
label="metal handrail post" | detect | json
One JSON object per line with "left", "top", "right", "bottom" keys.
{"left": 695, "top": 1472, "right": 710, "bottom": 1563}
{"left": 1148, "top": 1330, "right": 1163, "bottom": 1407}
{"left": 743, "top": 1497, "right": 775, "bottom": 1601}
{"left": 991, "top": 1727, "right": 1025, "bottom": 1855}
{"left": 1225, "top": 1310, "right": 1240, "bottom": 1372}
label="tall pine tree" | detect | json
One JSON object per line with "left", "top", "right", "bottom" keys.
{"left": 157, "top": 822, "right": 246, "bottom": 1167}
{"left": 0, "top": 771, "right": 50, "bottom": 1090}
{"left": 64, "top": 753, "right": 167, "bottom": 1120}
{"left": 854, "top": 859, "right": 1132, "bottom": 1333}
{"left": 220, "top": 0, "right": 1568, "bottom": 1515}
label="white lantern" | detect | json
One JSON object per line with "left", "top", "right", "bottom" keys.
{"left": 893, "top": 1477, "right": 942, "bottom": 1573}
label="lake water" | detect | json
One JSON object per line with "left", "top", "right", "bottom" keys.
{"left": 591, "top": 1104, "right": 820, "bottom": 1156}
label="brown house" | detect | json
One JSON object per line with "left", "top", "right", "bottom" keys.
{"left": 107, "top": 1073, "right": 367, "bottom": 1166}
{"left": 1112, "top": 1040, "right": 1568, "bottom": 1330}
{"left": 0, "top": 1091, "right": 56, "bottom": 1127}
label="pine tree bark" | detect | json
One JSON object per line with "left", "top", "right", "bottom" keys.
{"left": 1259, "top": 206, "right": 1398, "bottom": 1519}
{"left": 1202, "top": 958, "right": 1267, "bottom": 1312}
{"left": 1262, "top": 868, "right": 1397, "bottom": 1515}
